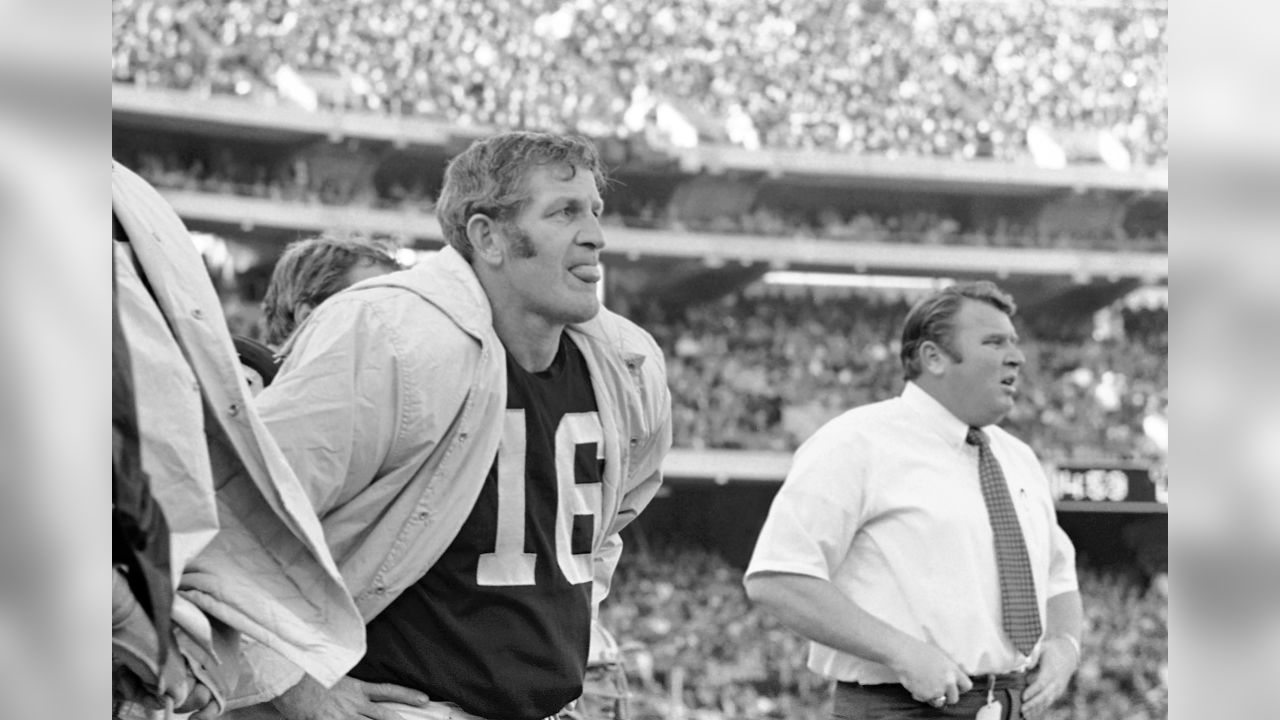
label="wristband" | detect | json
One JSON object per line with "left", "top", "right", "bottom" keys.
{"left": 1051, "top": 633, "right": 1081, "bottom": 658}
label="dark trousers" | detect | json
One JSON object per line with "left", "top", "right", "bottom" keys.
{"left": 833, "top": 672, "right": 1027, "bottom": 720}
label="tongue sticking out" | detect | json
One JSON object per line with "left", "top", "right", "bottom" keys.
{"left": 571, "top": 265, "right": 601, "bottom": 283}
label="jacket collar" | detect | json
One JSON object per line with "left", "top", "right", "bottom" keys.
{"left": 396, "top": 245, "right": 495, "bottom": 338}
{"left": 348, "top": 245, "right": 645, "bottom": 371}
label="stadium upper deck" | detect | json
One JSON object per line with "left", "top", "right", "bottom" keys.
{"left": 112, "top": 0, "right": 1167, "bottom": 166}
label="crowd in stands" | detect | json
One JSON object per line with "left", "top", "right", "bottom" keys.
{"left": 209, "top": 234, "right": 1165, "bottom": 466}
{"left": 1016, "top": 305, "right": 1168, "bottom": 465}
{"left": 603, "top": 546, "right": 828, "bottom": 720}
{"left": 637, "top": 289, "right": 1168, "bottom": 464}
{"left": 215, "top": 262, "right": 1167, "bottom": 466}
{"left": 112, "top": 0, "right": 1166, "bottom": 164}
{"left": 113, "top": 147, "right": 1168, "bottom": 253}
{"left": 113, "top": 147, "right": 370, "bottom": 208}
{"left": 603, "top": 544, "right": 1167, "bottom": 720}
{"left": 647, "top": 208, "right": 1167, "bottom": 254}
{"left": 1064, "top": 566, "right": 1169, "bottom": 720}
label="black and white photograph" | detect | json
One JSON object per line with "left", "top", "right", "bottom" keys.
{"left": 105, "top": 1, "right": 1176, "bottom": 718}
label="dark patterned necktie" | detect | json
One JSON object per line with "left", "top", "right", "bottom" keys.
{"left": 966, "top": 427, "right": 1042, "bottom": 654}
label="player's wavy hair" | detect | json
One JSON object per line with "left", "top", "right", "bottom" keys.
{"left": 260, "top": 232, "right": 400, "bottom": 347}
{"left": 436, "top": 132, "right": 606, "bottom": 261}
{"left": 899, "top": 281, "right": 1017, "bottom": 381}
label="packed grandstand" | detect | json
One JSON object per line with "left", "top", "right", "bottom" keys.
{"left": 112, "top": 0, "right": 1167, "bottom": 165}
{"left": 112, "top": 0, "right": 1168, "bottom": 717}
{"left": 601, "top": 545, "right": 1167, "bottom": 720}
{"left": 114, "top": 144, "right": 1169, "bottom": 253}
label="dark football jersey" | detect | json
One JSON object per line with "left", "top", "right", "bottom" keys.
{"left": 353, "top": 334, "right": 604, "bottom": 720}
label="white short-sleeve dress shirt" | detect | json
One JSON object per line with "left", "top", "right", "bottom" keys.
{"left": 745, "top": 382, "right": 1078, "bottom": 683}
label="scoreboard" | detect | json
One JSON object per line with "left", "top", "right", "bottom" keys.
{"left": 1048, "top": 462, "right": 1168, "bottom": 513}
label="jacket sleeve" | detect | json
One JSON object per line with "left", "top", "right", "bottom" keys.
{"left": 617, "top": 327, "right": 673, "bottom": 536}
{"left": 227, "top": 296, "right": 406, "bottom": 704}
{"left": 594, "top": 328, "right": 673, "bottom": 606}
{"left": 254, "top": 295, "right": 404, "bottom": 518}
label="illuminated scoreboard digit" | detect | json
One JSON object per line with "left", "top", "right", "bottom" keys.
{"left": 1048, "top": 462, "right": 1168, "bottom": 510}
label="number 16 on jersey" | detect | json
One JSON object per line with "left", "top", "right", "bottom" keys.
{"left": 477, "top": 410, "right": 604, "bottom": 587}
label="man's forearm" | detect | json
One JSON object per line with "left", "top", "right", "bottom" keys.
{"left": 1044, "top": 590, "right": 1084, "bottom": 643}
{"left": 744, "top": 572, "right": 922, "bottom": 669}
{"left": 746, "top": 570, "right": 976, "bottom": 704}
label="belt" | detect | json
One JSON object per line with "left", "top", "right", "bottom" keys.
{"left": 968, "top": 670, "right": 1029, "bottom": 691}
{"left": 376, "top": 700, "right": 575, "bottom": 720}
{"left": 837, "top": 669, "right": 1029, "bottom": 694}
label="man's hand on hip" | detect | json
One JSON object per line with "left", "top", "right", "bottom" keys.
{"left": 272, "top": 675, "right": 430, "bottom": 720}
{"left": 888, "top": 639, "right": 974, "bottom": 707}
{"left": 1021, "top": 635, "right": 1079, "bottom": 719}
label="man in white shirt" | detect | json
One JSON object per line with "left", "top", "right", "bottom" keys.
{"left": 744, "top": 281, "right": 1082, "bottom": 720}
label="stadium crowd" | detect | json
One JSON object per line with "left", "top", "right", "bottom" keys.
{"left": 602, "top": 544, "right": 1167, "bottom": 720}
{"left": 112, "top": 0, "right": 1166, "bottom": 164}
{"left": 215, "top": 266, "right": 1166, "bottom": 467}
{"left": 655, "top": 206, "right": 1167, "bottom": 253}
{"left": 113, "top": 147, "right": 1167, "bottom": 253}
{"left": 638, "top": 289, "right": 1167, "bottom": 464}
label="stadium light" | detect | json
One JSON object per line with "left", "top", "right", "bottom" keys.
{"left": 762, "top": 271, "right": 954, "bottom": 291}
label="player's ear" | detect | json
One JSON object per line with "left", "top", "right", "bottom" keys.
{"left": 467, "top": 214, "right": 503, "bottom": 266}
{"left": 920, "top": 340, "right": 948, "bottom": 375}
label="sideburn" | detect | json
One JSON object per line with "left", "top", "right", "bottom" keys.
{"left": 504, "top": 224, "right": 538, "bottom": 259}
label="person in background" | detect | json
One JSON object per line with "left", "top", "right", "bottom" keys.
{"left": 259, "top": 234, "right": 400, "bottom": 352}
{"left": 233, "top": 235, "right": 399, "bottom": 396}
{"left": 745, "top": 281, "right": 1082, "bottom": 720}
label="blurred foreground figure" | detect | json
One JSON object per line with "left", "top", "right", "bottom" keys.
{"left": 239, "top": 131, "right": 671, "bottom": 720}
{"left": 111, "top": 161, "right": 363, "bottom": 717}
{"left": 746, "top": 281, "right": 1083, "bottom": 720}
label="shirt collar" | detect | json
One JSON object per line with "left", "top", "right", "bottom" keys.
{"left": 900, "top": 381, "right": 974, "bottom": 450}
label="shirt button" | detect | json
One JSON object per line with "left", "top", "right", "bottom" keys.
{"left": 629, "top": 438, "right": 639, "bottom": 447}
{"left": 374, "top": 586, "right": 386, "bottom": 595}
{"left": 228, "top": 403, "right": 240, "bottom": 417}
{"left": 191, "top": 308, "right": 204, "bottom": 320}
{"left": 459, "top": 432, "right": 468, "bottom": 441}
{"left": 416, "top": 511, "right": 428, "bottom": 521}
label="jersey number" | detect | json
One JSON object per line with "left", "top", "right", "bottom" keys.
{"left": 476, "top": 410, "right": 604, "bottom": 587}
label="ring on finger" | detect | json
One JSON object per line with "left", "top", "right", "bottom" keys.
{"left": 932, "top": 695, "right": 947, "bottom": 706}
